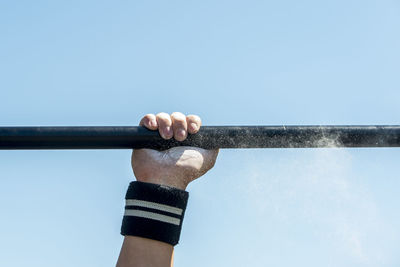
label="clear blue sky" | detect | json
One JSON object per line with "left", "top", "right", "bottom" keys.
{"left": 1, "top": 1, "right": 399, "bottom": 266}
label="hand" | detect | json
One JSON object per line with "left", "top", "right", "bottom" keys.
{"left": 131, "top": 112, "right": 219, "bottom": 190}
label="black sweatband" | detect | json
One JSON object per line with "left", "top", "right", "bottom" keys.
{"left": 121, "top": 181, "right": 189, "bottom": 246}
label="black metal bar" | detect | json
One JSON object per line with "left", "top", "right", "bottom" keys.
{"left": 0, "top": 126, "right": 399, "bottom": 150}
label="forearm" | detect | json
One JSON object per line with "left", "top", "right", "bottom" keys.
{"left": 116, "top": 181, "right": 189, "bottom": 267}
{"left": 116, "top": 236, "right": 174, "bottom": 267}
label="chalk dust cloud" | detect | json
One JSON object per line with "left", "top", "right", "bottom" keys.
{"left": 238, "top": 138, "right": 394, "bottom": 265}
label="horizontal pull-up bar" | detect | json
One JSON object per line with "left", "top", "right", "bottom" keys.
{"left": 0, "top": 126, "right": 399, "bottom": 150}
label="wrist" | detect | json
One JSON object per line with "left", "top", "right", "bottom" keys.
{"left": 121, "top": 181, "right": 189, "bottom": 246}
{"left": 136, "top": 177, "right": 188, "bottom": 190}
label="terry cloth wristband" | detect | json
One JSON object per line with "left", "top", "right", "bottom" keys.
{"left": 121, "top": 181, "right": 189, "bottom": 246}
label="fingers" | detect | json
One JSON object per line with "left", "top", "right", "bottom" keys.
{"left": 139, "top": 114, "right": 158, "bottom": 130}
{"left": 139, "top": 112, "right": 202, "bottom": 141}
{"left": 156, "top": 112, "right": 173, "bottom": 139}
{"left": 186, "top": 115, "right": 201, "bottom": 134}
{"left": 171, "top": 112, "right": 187, "bottom": 141}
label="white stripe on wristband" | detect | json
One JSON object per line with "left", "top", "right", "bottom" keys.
{"left": 125, "top": 199, "right": 183, "bottom": 215}
{"left": 124, "top": 209, "right": 181, "bottom": 225}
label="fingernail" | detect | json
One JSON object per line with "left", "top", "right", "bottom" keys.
{"left": 190, "top": 123, "right": 198, "bottom": 132}
{"left": 163, "top": 126, "right": 173, "bottom": 138}
{"left": 177, "top": 129, "right": 186, "bottom": 139}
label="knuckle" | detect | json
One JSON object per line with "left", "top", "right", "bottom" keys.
{"left": 156, "top": 112, "right": 169, "bottom": 119}
{"left": 171, "top": 112, "right": 187, "bottom": 124}
{"left": 187, "top": 114, "right": 201, "bottom": 124}
{"left": 171, "top": 111, "right": 185, "bottom": 119}
{"left": 156, "top": 112, "right": 172, "bottom": 125}
{"left": 144, "top": 113, "right": 155, "bottom": 119}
